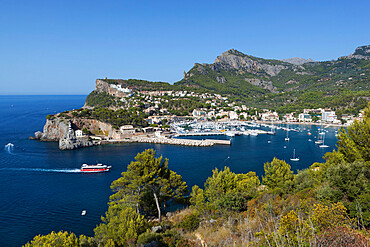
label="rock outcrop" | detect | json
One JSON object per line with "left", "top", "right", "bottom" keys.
{"left": 340, "top": 45, "right": 370, "bottom": 60}
{"left": 32, "top": 118, "right": 111, "bottom": 150}
{"left": 95, "top": 79, "right": 132, "bottom": 97}
{"left": 281, "top": 57, "right": 315, "bottom": 65}
{"left": 35, "top": 118, "right": 70, "bottom": 141}
{"left": 59, "top": 131, "right": 93, "bottom": 150}
{"left": 213, "top": 49, "right": 287, "bottom": 76}
{"left": 244, "top": 78, "right": 278, "bottom": 93}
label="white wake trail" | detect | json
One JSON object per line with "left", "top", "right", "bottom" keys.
{"left": 6, "top": 168, "right": 81, "bottom": 173}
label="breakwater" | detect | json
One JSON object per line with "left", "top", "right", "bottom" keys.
{"left": 102, "top": 136, "right": 231, "bottom": 146}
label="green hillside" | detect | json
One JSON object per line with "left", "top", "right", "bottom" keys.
{"left": 176, "top": 45, "right": 370, "bottom": 114}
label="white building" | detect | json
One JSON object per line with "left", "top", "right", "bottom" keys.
{"left": 284, "top": 113, "right": 296, "bottom": 122}
{"left": 192, "top": 109, "right": 206, "bottom": 118}
{"left": 110, "top": 84, "right": 132, "bottom": 93}
{"left": 155, "top": 131, "right": 163, "bottom": 138}
{"left": 322, "top": 110, "right": 337, "bottom": 122}
{"left": 229, "top": 111, "right": 238, "bottom": 120}
{"left": 75, "top": 129, "right": 84, "bottom": 137}
{"left": 298, "top": 113, "right": 312, "bottom": 122}
{"left": 120, "top": 125, "right": 135, "bottom": 135}
{"left": 261, "top": 112, "right": 279, "bottom": 121}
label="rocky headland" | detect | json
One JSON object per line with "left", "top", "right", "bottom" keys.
{"left": 32, "top": 118, "right": 113, "bottom": 150}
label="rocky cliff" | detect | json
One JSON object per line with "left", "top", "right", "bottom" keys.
{"left": 95, "top": 79, "right": 130, "bottom": 97}
{"left": 340, "top": 45, "right": 370, "bottom": 60}
{"left": 213, "top": 49, "right": 288, "bottom": 76}
{"left": 34, "top": 118, "right": 69, "bottom": 141}
{"left": 33, "top": 117, "right": 116, "bottom": 150}
{"left": 281, "top": 57, "right": 315, "bottom": 65}
{"left": 59, "top": 132, "right": 93, "bottom": 150}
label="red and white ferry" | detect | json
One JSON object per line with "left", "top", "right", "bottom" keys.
{"left": 81, "top": 163, "right": 111, "bottom": 173}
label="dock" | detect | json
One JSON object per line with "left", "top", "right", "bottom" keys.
{"left": 131, "top": 136, "right": 230, "bottom": 146}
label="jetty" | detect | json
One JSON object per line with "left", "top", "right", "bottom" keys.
{"left": 132, "top": 136, "right": 230, "bottom": 146}
{"left": 102, "top": 136, "right": 230, "bottom": 147}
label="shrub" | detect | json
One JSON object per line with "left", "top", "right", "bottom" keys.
{"left": 177, "top": 213, "right": 200, "bottom": 231}
{"left": 136, "top": 231, "right": 162, "bottom": 245}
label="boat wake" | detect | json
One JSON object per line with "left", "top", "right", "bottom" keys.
{"left": 4, "top": 143, "right": 14, "bottom": 154}
{"left": 6, "top": 168, "right": 81, "bottom": 173}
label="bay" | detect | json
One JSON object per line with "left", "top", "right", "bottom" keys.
{"left": 0, "top": 95, "right": 339, "bottom": 246}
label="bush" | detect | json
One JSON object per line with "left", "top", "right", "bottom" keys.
{"left": 177, "top": 213, "right": 200, "bottom": 231}
{"left": 136, "top": 231, "right": 162, "bottom": 245}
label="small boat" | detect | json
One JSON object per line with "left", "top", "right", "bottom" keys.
{"left": 250, "top": 131, "right": 258, "bottom": 136}
{"left": 81, "top": 163, "right": 111, "bottom": 173}
{"left": 285, "top": 126, "right": 290, "bottom": 141}
{"left": 290, "top": 149, "right": 300, "bottom": 161}
{"left": 81, "top": 210, "right": 86, "bottom": 216}
{"left": 225, "top": 131, "right": 235, "bottom": 137}
{"left": 319, "top": 135, "right": 329, "bottom": 148}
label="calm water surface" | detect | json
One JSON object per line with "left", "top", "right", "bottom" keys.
{"left": 0, "top": 95, "right": 339, "bottom": 246}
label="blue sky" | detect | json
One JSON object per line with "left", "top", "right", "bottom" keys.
{"left": 0, "top": 0, "right": 369, "bottom": 94}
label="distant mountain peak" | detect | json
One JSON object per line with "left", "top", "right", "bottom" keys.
{"left": 340, "top": 45, "right": 370, "bottom": 60}
{"left": 281, "top": 57, "right": 315, "bottom": 65}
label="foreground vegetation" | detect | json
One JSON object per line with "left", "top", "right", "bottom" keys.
{"left": 25, "top": 104, "right": 370, "bottom": 246}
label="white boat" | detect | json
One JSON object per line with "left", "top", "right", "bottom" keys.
{"left": 290, "top": 149, "right": 300, "bottom": 161}
{"left": 81, "top": 210, "right": 86, "bottom": 216}
{"left": 81, "top": 163, "right": 111, "bottom": 172}
{"left": 250, "top": 130, "right": 258, "bottom": 136}
{"left": 315, "top": 140, "right": 323, "bottom": 144}
{"left": 319, "top": 135, "right": 329, "bottom": 148}
{"left": 267, "top": 121, "right": 276, "bottom": 135}
{"left": 225, "top": 131, "right": 235, "bottom": 137}
{"left": 285, "top": 125, "right": 290, "bottom": 141}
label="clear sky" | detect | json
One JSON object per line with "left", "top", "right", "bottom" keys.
{"left": 0, "top": 0, "right": 369, "bottom": 94}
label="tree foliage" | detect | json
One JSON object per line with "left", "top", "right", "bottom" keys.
{"left": 110, "top": 149, "right": 188, "bottom": 222}
{"left": 191, "top": 166, "right": 260, "bottom": 213}
{"left": 337, "top": 102, "right": 370, "bottom": 163}
{"left": 262, "top": 158, "right": 294, "bottom": 193}
{"left": 24, "top": 231, "right": 79, "bottom": 247}
{"left": 93, "top": 205, "right": 147, "bottom": 246}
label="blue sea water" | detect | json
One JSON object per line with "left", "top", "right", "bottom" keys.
{"left": 0, "top": 95, "right": 339, "bottom": 246}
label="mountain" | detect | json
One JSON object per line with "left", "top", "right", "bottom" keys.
{"left": 281, "top": 57, "right": 315, "bottom": 65}
{"left": 176, "top": 45, "right": 370, "bottom": 113}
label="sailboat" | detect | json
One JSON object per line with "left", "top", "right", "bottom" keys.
{"left": 267, "top": 121, "right": 276, "bottom": 135}
{"left": 319, "top": 135, "right": 329, "bottom": 148}
{"left": 315, "top": 129, "right": 324, "bottom": 144}
{"left": 285, "top": 125, "right": 290, "bottom": 141}
{"left": 290, "top": 149, "right": 299, "bottom": 161}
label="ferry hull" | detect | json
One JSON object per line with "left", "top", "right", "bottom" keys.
{"left": 81, "top": 168, "right": 110, "bottom": 173}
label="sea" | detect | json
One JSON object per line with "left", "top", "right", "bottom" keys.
{"left": 0, "top": 95, "right": 339, "bottom": 246}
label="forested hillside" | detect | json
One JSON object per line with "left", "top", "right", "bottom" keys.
{"left": 177, "top": 45, "right": 370, "bottom": 114}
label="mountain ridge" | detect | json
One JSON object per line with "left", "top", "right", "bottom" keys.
{"left": 175, "top": 45, "right": 369, "bottom": 111}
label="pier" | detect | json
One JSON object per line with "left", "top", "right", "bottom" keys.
{"left": 132, "top": 136, "right": 230, "bottom": 146}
